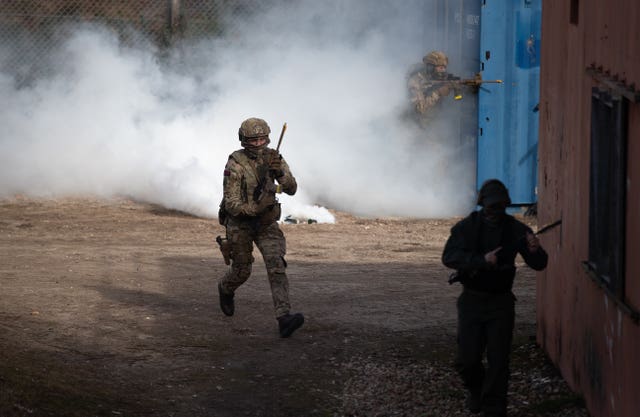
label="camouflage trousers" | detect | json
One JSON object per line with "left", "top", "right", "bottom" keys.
{"left": 219, "top": 219, "right": 290, "bottom": 318}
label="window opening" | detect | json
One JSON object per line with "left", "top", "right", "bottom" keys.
{"left": 588, "top": 88, "right": 627, "bottom": 298}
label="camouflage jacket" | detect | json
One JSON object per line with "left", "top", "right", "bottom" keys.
{"left": 407, "top": 69, "right": 448, "bottom": 117}
{"left": 223, "top": 149, "right": 297, "bottom": 218}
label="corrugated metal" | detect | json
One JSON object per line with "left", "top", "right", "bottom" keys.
{"left": 421, "top": 0, "right": 481, "bottom": 157}
{"left": 538, "top": 0, "right": 640, "bottom": 416}
{"left": 477, "top": 0, "right": 541, "bottom": 204}
{"left": 421, "top": 0, "right": 481, "bottom": 77}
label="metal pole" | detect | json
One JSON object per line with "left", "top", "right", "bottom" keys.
{"left": 167, "top": 0, "right": 181, "bottom": 42}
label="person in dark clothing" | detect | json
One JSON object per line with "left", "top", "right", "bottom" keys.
{"left": 442, "top": 179, "right": 548, "bottom": 417}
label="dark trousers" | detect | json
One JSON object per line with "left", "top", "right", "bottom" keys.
{"left": 455, "top": 289, "right": 515, "bottom": 416}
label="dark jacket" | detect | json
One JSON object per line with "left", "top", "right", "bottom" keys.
{"left": 442, "top": 211, "right": 548, "bottom": 293}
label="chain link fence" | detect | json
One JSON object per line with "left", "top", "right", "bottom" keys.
{"left": 0, "top": 0, "right": 268, "bottom": 85}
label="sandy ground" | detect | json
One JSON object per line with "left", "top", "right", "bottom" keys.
{"left": 0, "top": 197, "right": 584, "bottom": 417}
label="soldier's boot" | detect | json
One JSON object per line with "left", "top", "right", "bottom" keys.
{"left": 277, "top": 312, "right": 304, "bottom": 338}
{"left": 218, "top": 283, "right": 235, "bottom": 316}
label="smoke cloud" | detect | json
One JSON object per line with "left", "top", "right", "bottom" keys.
{"left": 0, "top": 0, "right": 477, "bottom": 222}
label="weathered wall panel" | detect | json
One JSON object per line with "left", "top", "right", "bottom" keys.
{"left": 627, "top": 108, "right": 640, "bottom": 311}
{"left": 624, "top": 1, "right": 640, "bottom": 313}
{"left": 538, "top": 0, "right": 640, "bottom": 416}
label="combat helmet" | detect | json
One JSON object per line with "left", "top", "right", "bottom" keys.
{"left": 477, "top": 179, "right": 512, "bottom": 207}
{"left": 238, "top": 117, "right": 271, "bottom": 140}
{"left": 423, "top": 51, "right": 449, "bottom": 67}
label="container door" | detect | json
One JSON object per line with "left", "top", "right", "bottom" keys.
{"left": 478, "top": 0, "right": 541, "bottom": 205}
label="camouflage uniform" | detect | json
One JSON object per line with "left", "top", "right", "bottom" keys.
{"left": 217, "top": 118, "right": 304, "bottom": 338}
{"left": 408, "top": 70, "right": 448, "bottom": 120}
{"left": 219, "top": 125, "right": 298, "bottom": 319}
{"left": 407, "top": 51, "right": 453, "bottom": 127}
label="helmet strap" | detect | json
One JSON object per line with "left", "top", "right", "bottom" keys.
{"left": 425, "top": 64, "right": 436, "bottom": 75}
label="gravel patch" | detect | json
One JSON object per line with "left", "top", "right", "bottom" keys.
{"left": 337, "top": 341, "right": 588, "bottom": 417}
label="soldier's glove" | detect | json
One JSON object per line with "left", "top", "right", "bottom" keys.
{"left": 415, "top": 100, "right": 427, "bottom": 114}
{"left": 526, "top": 232, "right": 541, "bottom": 253}
{"left": 437, "top": 84, "right": 452, "bottom": 97}
{"left": 268, "top": 150, "right": 284, "bottom": 178}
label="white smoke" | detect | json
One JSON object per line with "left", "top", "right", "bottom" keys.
{"left": 0, "top": 1, "right": 477, "bottom": 222}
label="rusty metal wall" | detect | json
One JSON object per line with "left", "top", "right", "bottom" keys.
{"left": 628, "top": 109, "right": 640, "bottom": 310}
{"left": 538, "top": 1, "right": 640, "bottom": 416}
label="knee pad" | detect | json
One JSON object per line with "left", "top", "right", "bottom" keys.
{"left": 266, "top": 255, "right": 287, "bottom": 275}
{"left": 232, "top": 262, "right": 252, "bottom": 280}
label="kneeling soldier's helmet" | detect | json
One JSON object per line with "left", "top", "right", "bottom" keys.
{"left": 423, "top": 51, "right": 449, "bottom": 67}
{"left": 238, "top": 118, "right": 271, "bottom": 140}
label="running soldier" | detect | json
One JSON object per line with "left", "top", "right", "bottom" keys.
{"left": 217, "top": 117, "right": 304, "bottom": 338}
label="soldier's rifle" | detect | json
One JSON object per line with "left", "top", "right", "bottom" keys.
{"left": 275, "top": 122, "right": 287, "bottom": 152}
{"left": 447, "top": 218, "right": 562, "bottom": 285}
{"left": 254, "top": 122, "right": 287, "bottom": 203}
{"left": 429, "top": 72, "right": 503, "bottom": 100}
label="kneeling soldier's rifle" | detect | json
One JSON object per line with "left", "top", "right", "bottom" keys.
{"left": 429, "top": 72, "right": 503, "bottom": 100}
{"left": 447, "top": 218, "right": 561, "bottom": 285}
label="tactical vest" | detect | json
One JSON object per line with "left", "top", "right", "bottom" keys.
{"left": 218, "top": 150, "right": 279, "bottom": 226}
{"left": 229, "top": 150, "right": 264, "bottom": 203}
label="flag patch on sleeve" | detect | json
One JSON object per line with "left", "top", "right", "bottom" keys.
{"left": 224, "top": 169, "right": 231, "bottom": 176}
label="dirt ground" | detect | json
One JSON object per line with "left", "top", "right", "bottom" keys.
{"left": 0, "top": 197, "right": 586, "bottom": 417}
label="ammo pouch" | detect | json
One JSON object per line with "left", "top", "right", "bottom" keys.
{"left": 259, "top": 203, "right": 281, "bottom": 224}
{"left": 226, "top": 204, "right": 281, "bottom": 228}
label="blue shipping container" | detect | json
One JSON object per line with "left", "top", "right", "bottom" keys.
{"left": 477, "top": 0, "right": 541, "bottom": 205}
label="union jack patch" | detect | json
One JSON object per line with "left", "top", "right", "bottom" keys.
{"left": 224, "top": 169, "right": 231, "bottom": 176}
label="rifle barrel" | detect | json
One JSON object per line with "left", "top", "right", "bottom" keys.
{"left": 535, "top": 219, "right": 562, "bottom": 235}
{"left": 276, "top": 122, "right": 287, "bottom": 151}
{"left": 462, "top": 79, "right": 503, "bottom": 84}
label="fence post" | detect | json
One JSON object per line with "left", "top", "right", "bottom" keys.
{"left": 166, "top": 0, "right": 181, "bottom": 44}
